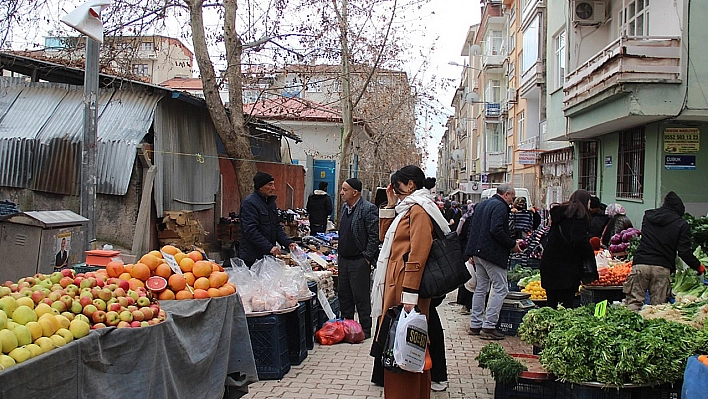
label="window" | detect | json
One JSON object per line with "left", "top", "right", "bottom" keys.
{"left": 140, "top": 42, "right": 154, "bottom": 51}
{"left": 578, "top": 141, "right": 598, "bottom": 194}
{"left": 485, "top": 80, "right": 501, "bottom": 103}
{"left": 306, "top": 80, "right": 323, "bottom": 92}
{"left": 617, "top": 127, "right": 645, "bottom": 199}
{"left": 488, "top": 123, "right": 505, "bottom": 153}
{"left": 486, "top": 31, "right": 504, "bottom": 56}
{"left": 508, "top": 30, "right": 516, "bottom": 53}
{"left": 553, "top": 30, "right": 566, "bottom": 90}
{"left": 522, "top": 16, "right": 539, "bottom": 73}
{"left": 517, "top": 111, "right": 525, "bottom": 143}
{"left": 620, "top": 0, "right": 650, "bottom": 37}
{"left": 507, "top": 116, "right": 515, "bottom": 137}
{"left": 132, "top": 64, "right": 149, "bottom": 77}
{"left": 507, "top": 145, "right": 514, "bottom": 165}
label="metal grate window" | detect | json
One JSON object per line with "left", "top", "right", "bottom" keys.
{"left": 617, "top": 127, "right": 645, "bottom": 199}
{"left": 578, "top": 141, "right": 598, "bottom": 195}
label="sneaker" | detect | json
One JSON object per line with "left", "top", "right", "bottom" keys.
{"left": 459, "top": 307, "right": 470, "bottom": 315}
{"left": 431, "top": 381, "right": 448, "bottom": 392}
{"left": 480, "top": 328, "right": 505, "bottom": 340}
{"left": 468, "top": 327, "right": 481, "bottom": 335}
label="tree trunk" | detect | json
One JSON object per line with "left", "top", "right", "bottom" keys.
{"left": 335, "top": 0, "right": 354, "bottom": 222}
{"left": 186, "top": 0, "right": 256, "bottom": 201}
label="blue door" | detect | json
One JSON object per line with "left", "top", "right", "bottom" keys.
{"left": 313, "top": 159, "right": 336, "bottom": 219}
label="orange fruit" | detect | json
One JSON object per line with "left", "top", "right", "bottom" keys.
{"left": 183, "top": 272, "right": 195, "bottom": 287}
{"left": 193, "top": 261, "right": 212, "bottom": 278}
{"left": 124, "top": 264, "right": 134, "bottom": 274}
{"left": 175, "top": 290, "right": 193, "bottom": 300}
{"left": 168, "top": 274, "right": 187, "bottom": 292}
{"left": 160, "top": 245, "right": 180, "bottom": 256}
{"left": 179, "top": 257, "right": 194, "bottom": 273}
{"left": 148, "top": 250, "right": 163, "bottom": 259}
{"left": 174, "top": 252, "right": 187, "bottom": 264}
{"left": 118, "top": 272, "right": 132, "bottom": 281}
{"left": 211, "top": 263, "right": 220, "bottom": 272}
{"left": 139, "top": 255, "right": 160, "bottom": 272}
{"left": 194, "top": 277, "right": 210, "bottom": 291}
{"left": 207, "top": 288, "right": 221, "bottom": 297}
{"left": 187, "top": 251, "right": 203, "bottom": 262}
{"left": 193, "top": 289, "right": 209, "bottom": 299}
{"left": 106, "top": 261, "right": 124, "bottom": 278}
{"left": 208, "top": 271, "right": 228, "bottom": 288}
{"left": 154, "top": 263, "right": 172, "bottom": 280}
{"left": 157, "top": 289, "right": 175, "bottom": 300}
{"left": 223, "top": 282, "right": 237, "bottom": 294}
{"left": 130, "top": 263, "right": 151, "bottom": 281}
{"left": 218, "top": 286, "right": 233, "bottom": 296}
{"left": 128, "top": 278, "right": 145, "bottom": 291}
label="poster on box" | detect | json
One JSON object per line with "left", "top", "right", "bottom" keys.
{"left": 55, "top": 232, "right": 72, "bottom": 270}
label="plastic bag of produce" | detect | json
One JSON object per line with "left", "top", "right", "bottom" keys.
{"left": 225, "top": 259, "right": 262, "bottom": 313}
{"left": 252, "top": 255, "right": 287, "bottom": 291}
{"left": 393, "top": 308, "right": 428, "bottom": 373}
{"left": 315, "top": 320, "right": 345, "bottom": 345}
{"left": 341, "top": 319, "right": 366, "bottom": 344}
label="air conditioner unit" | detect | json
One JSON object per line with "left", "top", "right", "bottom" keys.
{"left": 572, "top": 1, "right": 605, "bottom": 25}
{"left": 506, "top": 87, "right": 517, "bottom": 103}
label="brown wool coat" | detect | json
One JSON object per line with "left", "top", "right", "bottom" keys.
{"left": 376, "top": 204, "right": 433, "bottom": 399}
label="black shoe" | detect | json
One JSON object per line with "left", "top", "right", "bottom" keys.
{"left": 468, "top": 327, "right": 481, "bottom": 336}
{"left": 364, "top": 332, "right": 372, "bottom": 339}
{"left": 480, "top": 328, "right": 505, "bottom": 340}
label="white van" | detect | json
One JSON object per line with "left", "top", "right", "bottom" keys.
{"left": 480, "top": 187, "right": 533, "bottom": 209}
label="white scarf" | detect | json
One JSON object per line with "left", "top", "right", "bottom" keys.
{"left": 370, "top": 188, "right": 451, "bottom": 320}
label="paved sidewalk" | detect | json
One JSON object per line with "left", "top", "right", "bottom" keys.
{"left": 241, "top": 291, "right": 533, "bottom": 399}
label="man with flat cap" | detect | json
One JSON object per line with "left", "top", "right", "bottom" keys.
{"left": 338, "top": 178, "right": 379, "bottom": 338}
{"left": 239, "top": 171, "right": 297, "bottom": 267}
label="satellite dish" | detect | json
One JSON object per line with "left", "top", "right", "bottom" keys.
{"left": 451, "top": 149, "right": 464, "bottom": 162}
{"left": 465, "top": 92, "right": 480, "bottom": 104}
{"left": 470, "top": 44, "right": 482, "bottom": 56}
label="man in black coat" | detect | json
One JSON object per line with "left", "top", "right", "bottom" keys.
{"left": 465, "top": 183, "right": 521, "bottom": 340}
{"left": 588, "top": 196, "right": 609, "bottom": 239}
{"left": 626, "top": 191, "right": 705, "bottom": 310}
{"left": 306, "top": 181, "right": 333, "bottom": 234}
{"left": 338, "top": 178, "right": 379, "bottom": 338}
{"left": 238, "top": 172, "right": 297, "bottom": 267}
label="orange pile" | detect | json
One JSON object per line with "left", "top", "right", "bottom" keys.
{"left": 586, "top": 261, "right": 632, "bottom": 286}
{"left": 106, "top": 245, "right": 236, "bottom": 300}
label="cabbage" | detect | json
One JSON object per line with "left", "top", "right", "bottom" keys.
{"left": 610, "top": 234, "right": 623, "bottom": 245}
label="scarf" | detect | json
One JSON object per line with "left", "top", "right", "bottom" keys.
{"left": 370, "top": 188, "right": 451, "bottom": 320}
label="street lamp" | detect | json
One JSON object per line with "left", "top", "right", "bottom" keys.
{"left": 447, "top": 61, "right": 483, "bottom": 71}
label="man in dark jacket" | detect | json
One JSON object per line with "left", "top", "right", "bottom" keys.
{"left": 625, "top": 191, "right": 705, "bottom": 310}
{"left": 465, "top": 183, "right": 521, "bottom": 340}
{"left": 589, "top": 196, "right": 610, "bottom": 239}
{"left": 238, "top": 172, "right": 297, "bottom": 267}
{"left": 338, "top": 178, "right": 379, "bottom": 338}
{"left": 306, "top": 181, "right": 333, "bottom": 234}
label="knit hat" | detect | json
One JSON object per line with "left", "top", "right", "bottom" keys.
{"left": 663, "top": 191, "right": 685, "bottom": 215}
{"left": 590, "top": 196, "right": 602, "bottom": 209}
{"left": 345, "top": 178, "right": 362, "bottom": 192}
{"left": 253, "top": 171, "right": 274, "bottom": 190}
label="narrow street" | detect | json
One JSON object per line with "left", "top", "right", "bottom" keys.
{"left": 242, "top": 291, "right": 533, "bottom": 399}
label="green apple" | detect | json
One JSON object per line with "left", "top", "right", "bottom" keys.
{"left": 49, "top": 272, "right": 63, "bottom": 284}
{"left": 25, "top": 343, "right": 43, "bottom": 357}
{"left": 11, "top": 305, "right": 37, "bottom": 325}
{"left": 56, "top": 328, "right": 73, "bottom": 344}
{"left": 12, "top": 325, "right": 32, "bottom": 346}
{"left": 0, "top": 296, "right": 18, "bottom": 318}
{"left": 74, "top": 314, "right": 90, "bottom": 324}
{"left": 8, "top": 347, "right": 31, "bottom": 363}
{"left": 0, "top": 354, "right": 15, "bottom": 370}
{"left": 0, "top": 287, "right": 11, "bottom": 298}
{"left": 25, "top": 321, "right": 42, "bottom": 341}
{"left": 0, "top": 311, "right": 6, "bottom": 330}
{"left": 69, "top": 319, "right": 90, "bottom": 339}
{"left": 33, "top": 303, "right": 53, "bottom": 318}
{"left": 0, "top": 329, "right": 18, "bottom": 353}
{"left": 34, "top": 336, "right": 54, "bottom": 353}
{"left": 39, "top": 279, "right": 53, "bottom": 290}
{"left": 49, "top": 334, "right": 66, "bottom": 348}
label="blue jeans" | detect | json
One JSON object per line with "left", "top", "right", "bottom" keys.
{"left": 470, "top": 256, "right": 509, "bottom": 330}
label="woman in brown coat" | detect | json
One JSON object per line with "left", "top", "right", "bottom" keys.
{"left": 371, "top": 165, "right": 450, "bottom": 399}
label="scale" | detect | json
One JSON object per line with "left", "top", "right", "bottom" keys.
{"left": 502, "top": 291, "right": 536, "bottom": 309}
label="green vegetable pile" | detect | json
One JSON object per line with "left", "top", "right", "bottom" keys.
{"left": 518, "top": 305, "right": 708, "bottom": 386}
{"left": 685, "top": 213, "right": 708, "bottom": 251}
{"left": 475, "top": 343, "right": 527, "bottom": 385}
{"left": 672, "top": 246, "right": 708, "bottom": 303}
{"left": 507, "top": 265, "right": 537, "bottom": 285}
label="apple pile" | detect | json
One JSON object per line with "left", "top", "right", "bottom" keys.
{"left": 112, "top": 245, "right": 236, "bottom": 300}
{"left": 0, "top": 269, "right": 166, "bottom": 372}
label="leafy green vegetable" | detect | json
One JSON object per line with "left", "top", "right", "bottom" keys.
{"left": 475, "top": 343, "right": 527, "bottom": 385}
{"left": 507, "top": 265, "right": 536, "bottom": 285}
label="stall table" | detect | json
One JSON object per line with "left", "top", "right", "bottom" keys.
{"left": 0, "top": 294, "right": 257, "bottom": 399}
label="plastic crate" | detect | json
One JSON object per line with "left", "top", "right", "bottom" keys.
{"left": 559, "top": 382, "right": 653, "bottom": 399}
{"left": 329, "top": 296, "right": 340, "bottom": 319}
{"left": 286, "top": 302, "right": 307, "bottom": 365}
{"left": 247, "top": 314, "right": 291, "bottom": 380}
{"left": 303, "top": 296, "right": 317, "bottom": 350}
{"left": 494, "top": 377, "right": 557, "bottom": 399}
{"left": 496, "top": 307, "right": 533, "bottom": 336}
{"left": 580, "top": 286, "right": 625, "bottom": 306}
{"left": 73, "top": 264, "right": 101, "bottom": 274}
{"left": 638, "top": 382, "right": 681, "bottom": 399}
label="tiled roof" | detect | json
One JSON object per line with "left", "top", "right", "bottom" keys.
{"left": 244, "top": 97, "right": 351, "bottom": 122}
{"left": 159, "top": 77, "right": 204, "bottom": 90}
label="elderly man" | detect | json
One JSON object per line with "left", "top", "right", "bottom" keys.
{"left": 465, "top": 183, "right": 521, "bottom": 340}
{"left": 338, "top": 178, "right": 379, "bottom": 338}
{"left": 238, "top": 171, "right": 298, "bottom": 267}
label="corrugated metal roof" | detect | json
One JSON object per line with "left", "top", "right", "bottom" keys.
{"left": 0, "top": 78, "right": 163, "bottom": 195}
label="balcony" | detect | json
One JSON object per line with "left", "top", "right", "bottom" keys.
{"left": 487, "top": 152, "right": 506, "bottom": 170}
{"left": 564, "top": 36, "right": 682, "bottom": 111}
{"left": 485, "top": 103, "right": 502, "bottom": 119}
{"left": 518, "top": 135, "right": 539, "bottom": 151}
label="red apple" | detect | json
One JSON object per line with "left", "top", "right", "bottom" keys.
{"left": 92, "top": 322, "right": 107, "bottom": 329}
{"left": 139, "top": 307, "right": 154, "bottom": 320}
{"left": 117, "top": 297, "right": 129, "bottom": 308}
{"left": 60, "top": 295, "right": 73, "bottom": 309}
{"left": 98, "top": 288, "right": 112, "bottom": 302}
{"left": 92, "top": 298, "right": 106, "bottom": 311}
{"left": 108, "top": 303, "right": 122, "bottom": 312}
{"left": 74, "top": 276, "right": 83, "bottom": 287}
{"left": 51, "top": 300, "right": 67, "bottom": 312}
{"left": 79, "top": 296, "right": 93, "bottom": 308}
{"left": 59, "top": 277, "right": 73, "bottom": 288}
{"left": 82, "top": 304, "right": 98, "bottom": 318}
{"left": 2, "top": 281, "right": 13, "bottom": 288}
{"left": 90, "top": 287, "right": 101, "bottom": 299}
{"left": 105, "top": 311, "right": 120, "bottom": 326}
{"left": 96, "top": 278, "right": 105, "bottom": 288}
{"left": 148, "top": 318, "right": 160, "bottom": 326}
{"left": 157, "top": 309, "right": 166, "bottom": 321}
{"left": 31, "top": 290, "right": 46, "bottom": 304}
{"left": 61, "top": 269, "right": 74, "bottom": 278}
{"left": 140, "top": 321, "right": 150, "bottom": 327}
{"left": 113, "top": 287, "right": 126, "bottom": 298}
{"left": 129, "top": 321, "right": 141, "bottom": 328}
{"left": 117, "top": 280, "right": 130, "bottom": 292}
{"left": 131, "top": 310, "right": 144, "bottom": 322}
{"left": 92, "top": 310, "right": 107, "bottom": 324}
{"left": 117, "top": 321, "right": 131, "bottom": 328}
{"left": 85, "top": 272, "right": 96, "bottom": 279}
{"left": 42, "top": 298, "right": 53, "bottom": 306}
{"left": 125, "top": 297, "right": 135, "bottom": 306}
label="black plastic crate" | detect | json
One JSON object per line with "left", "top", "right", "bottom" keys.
{"left": 73, "top": 264, "right": 101, "bottom": 274}
{"left": 286, "top": 302, "right": 308, "bottom": 365}
{"left": 580, "top": 287, "right": 625, "bottom": 306}
{"left": 560, "top": 382, "right": 643, "bottom": 399}
{"left": 496, "top": 307, "right": 533, "bottom": 336}
{"left": 329, "top": 296, "right": 340, "bottom": 318}
{"left": 247, "top": 314, "right": 290, "bottom": 380}
{"left": 638, "top": 382, "right": 681, "bottom": 399}
{"left": 495, "top": 377, "right": 557, "bottom": 399}
{"left": 303, "top": 296, "right": 317, "bottom": 350}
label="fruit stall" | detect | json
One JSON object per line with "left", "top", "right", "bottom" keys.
{"left": 0, "top": 245, "right": 258, "bottom": 399}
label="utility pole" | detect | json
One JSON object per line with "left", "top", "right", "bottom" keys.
{"left": 81, "top": 38, "right": 99, "bottom": 250}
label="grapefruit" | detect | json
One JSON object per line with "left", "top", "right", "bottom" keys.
{"left": 187, "top": 251, "right": 203, "bottom": 262}
{"left": 183, "top": 272, "right": 195, "bottom": 287}
{"left": 130, "top": 263, "right": 151, "bottom": 281}
{"left": 193, "top": 289, "right": 209, "bottom": 299}
{"left": 193, "top": 261, "right": 212, "bottom": 278}
{"left": 160, "top": 245, "right": 180, "bottom": 256}
{"left": 194, "top": 277, "right": 210, "bottom": 291}
{"left": 146, "top": 276, "right": 167, "bottom": 293}
{"left": 168, "top": 274, "right": 186, "bottom": 292}
{"left": 175, "top": 290, "right": 193, "bottom": 300}
{"left": 208, "top": 272, "right": 228, "bottom": 288}
{"left": 179, "top": 257, "right": 194, "bottom": 273}
{"left": 139, "top": 255, "right": 160, "bottom": 272}
{"left": 154, "top": 263, "right": 172, "bottom": 280}
{"left": 157, "top": 289, "right": 175, "bottom": 300}
{"left": 106, "top": 261, "right": 124, "bottom": 278}
{"left": 207, "top": 288, "right": 221, "bottom": 298}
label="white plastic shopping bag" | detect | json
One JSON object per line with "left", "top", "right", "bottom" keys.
{"left": 393, "top": 308, "right": 428, "bottom": 373}
{"left": 464, "top": 260, "right": 477, "bottom": 292}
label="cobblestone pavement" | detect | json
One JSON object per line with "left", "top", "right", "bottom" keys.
{"left": 241, "top": 291, "right": 533, "bottom": 399}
